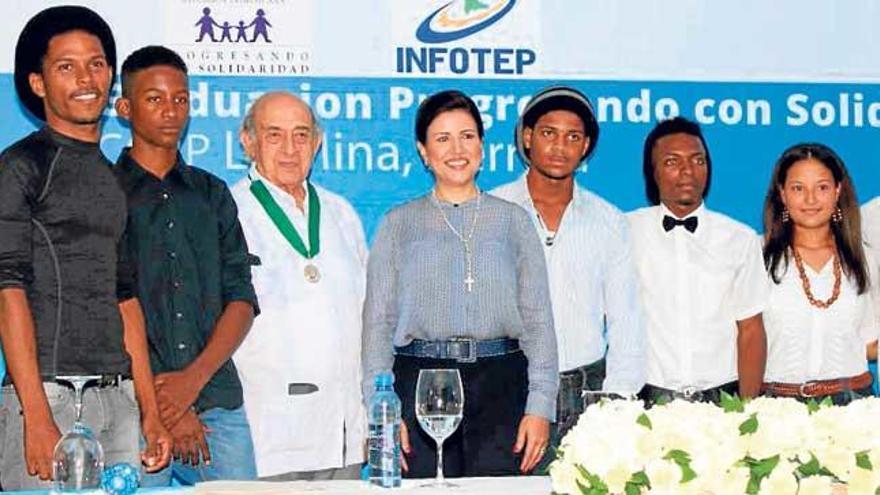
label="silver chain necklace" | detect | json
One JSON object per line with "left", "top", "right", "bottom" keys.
{"left": 432, "top": 189, "right": 482, "bottom": 292}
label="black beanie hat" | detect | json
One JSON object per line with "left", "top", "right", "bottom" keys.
{"left": 515, "top": 86, "right": 600, "bottom": 166}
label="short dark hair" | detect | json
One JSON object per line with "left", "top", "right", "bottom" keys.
{"left": 14, "top": 6, "right": 117, "bottom": 120}
{"left": 763, "top": 143, "right": 868, "bottom": 294}
{"left": 120, "top": 45, "right": 188, "bottom": 97}
{"left": 415, "top": 90, "right": 484, "bottom": 145}
{"left": 642, "top": 117, "right": 713, "bottom": 205}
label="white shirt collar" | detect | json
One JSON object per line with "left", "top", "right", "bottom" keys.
{"left": 249, "top": 165, "right": 309, "bottom": 215}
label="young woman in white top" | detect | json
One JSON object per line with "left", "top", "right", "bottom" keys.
{"left": 762, "top": 143, "right": 879, "bottom": 404}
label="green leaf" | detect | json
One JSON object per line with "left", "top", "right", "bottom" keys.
{"left": 664, "top": 450, "right": 697, "bottom": 483}
{"left": 856, "top": 451, "right": 873, "bottom": 471}
{"left": 575, "top": 465, "right": 609, "bottom": 495}
{"left": 720, "top": 390, "right": 745, "bottom": 413}
{"left": 739, "top": 413, "right": 759, "bottom": 435}
{"left": 806, "top": 399, "right": 820, "bottom": 414}
{"left": 752, "top": 455, "right": 780, "bottom": 477}
{"left": 654, "top": 395, "right": 671, "bottom": 406}
{"left": 629, "top": 471, "right": 650, "bottom": 486}
{"left": 664, "top": 449, "right": 692, "bottom": 464}
{"left": 819, "top": 396, "right": 833, "bottom": 408}
{"left": 636, "top": 412, "right": 652, "bottom": 429}
{"left": 798, "top": 454, "right": 822, "bottom": 477}
{"left": 743, "top": 455, "right": 779, "bottom": 494}
{"left": 623, "top": 472, "right": 651, "bottom": 495}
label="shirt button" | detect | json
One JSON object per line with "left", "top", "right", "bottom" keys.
{"left": 161, "top": 191, "right": 170, "bottom": 201}
{"left": 177, "top": 342, "right": 187, "bottom": 350}
{"left": 175, "top": 312, "right": 184, "bottom": 320}
{"left": 167, "top": 220, "right": 175, "bottom": 230}
{"left": 172, "top": 280, "right": 182, "bottom": 289}
{"left": 168, "top": 251, "right": 177, "bottom": 259}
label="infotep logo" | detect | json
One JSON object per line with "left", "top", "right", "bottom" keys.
{"left": 396, "top": 0, "right": 536, "bottom": 75}
{"left": 415, "top": 0, "right": 516, "bottom": 43}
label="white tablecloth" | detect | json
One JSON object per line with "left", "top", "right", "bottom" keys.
{"left": 192, "top": 477, "right": 552, "bottom": 494}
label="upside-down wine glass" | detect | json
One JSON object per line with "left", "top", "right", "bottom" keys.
{"left": 53, "top": 374, "right": 105, "bottom": 491}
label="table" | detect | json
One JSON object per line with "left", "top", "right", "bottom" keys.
{"left": 7, "top": 477, "right": 552, "bottom": 494}
{"left": 192, "top": 477, "right": 552, "bottom": 494}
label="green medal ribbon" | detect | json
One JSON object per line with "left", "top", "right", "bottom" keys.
{"left": 249, "top": 180, "right": 320, "bottom": 258}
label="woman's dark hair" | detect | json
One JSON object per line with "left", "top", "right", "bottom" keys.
{"left": 415, "top": 90, "right": 484, "bottom": 145}
{"left": 763, "top": 142, "right": 868, "bottom": 293}
{"left": 642, "top": 117, "right": 712, "bottom": 205}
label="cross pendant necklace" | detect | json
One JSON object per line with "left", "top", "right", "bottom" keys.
{"left": 463, "top": 240, "right": 475, "bottom": 292}
{"left": 432, "top": 190, "right": 482, "bottom": 293}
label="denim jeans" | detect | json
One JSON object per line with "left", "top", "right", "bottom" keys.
{"left": 140, "top": 405, "right": 257, "bottom": 486}
{"left": 0, "top": 381, "right": 141, "bottom": 490}
{"left": 536, "top": 359, "right": 606, "bottom": 474}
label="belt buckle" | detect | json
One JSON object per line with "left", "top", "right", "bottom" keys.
{"left": 799, "top": 381, "right": 818, "bottom": 398}
{"left": 448, "top": 337, "right": 477, "bottom": 363}
{"left": 677, "top": 386, "right": 703, "bottom": 402}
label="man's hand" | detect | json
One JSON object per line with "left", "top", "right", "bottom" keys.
{"left": 513, "top": 414, "right": 550, "bottom": 473}
{"left": 155, "top": 371, "right": 201, "bottom": 428}
{"left": 23, "top": 415, "right": 61, "bottom": 481}
{"left": 140, "top": 416, "right": 173, "bottom": 472}
{"left": 169, "top": 409, "right": 211, "bottom": 467}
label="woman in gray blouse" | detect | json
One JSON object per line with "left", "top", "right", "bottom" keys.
{"left": 362, "top": 90, "right": 558, "bottom": 477}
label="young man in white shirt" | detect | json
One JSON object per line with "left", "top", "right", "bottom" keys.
{"left": 231, "top": 92, "right": 367, "bottom": 481}
{"left": 627, "top": 117, "right": 767, "bottom": 405}
{"left": 492, "top": 86, "right": 645, "bottom": 459}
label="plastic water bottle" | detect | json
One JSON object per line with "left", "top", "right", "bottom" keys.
{"left": 368, "top": 372, "right": 402, "bottom": 488}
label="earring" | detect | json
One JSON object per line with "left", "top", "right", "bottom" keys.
{"left": 832, "top": 207, "right": 843, "bottom": 223}
{"left": 781, "top": 208, "right": 790, "bottom": 223}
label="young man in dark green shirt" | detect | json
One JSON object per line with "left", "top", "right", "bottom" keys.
{"left": 113, "top": 45, "right": 259, "bottom": 484}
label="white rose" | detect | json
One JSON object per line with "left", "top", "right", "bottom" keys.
{"left": 797, "top": 476, "right": 833, "bottom": 495}
{"left": 646, "top": 459, "right": 681, "bottom": 495}
{"left": 549, "top": 459, "right": 583, "bottom": 495}
{"left": 813, "top": 444, "right": 856, "bottom": 481}
{"left": 713, "top": 467, "right": 751, "bottom": 495}
{"left": 758, "top": 461, "right": 798, "bottom": 495}
{"left": 846, "top": 466, "right": 880, "bottom": 495}
{"left": 604, "top": 462, "right": 634, "bottom": 494}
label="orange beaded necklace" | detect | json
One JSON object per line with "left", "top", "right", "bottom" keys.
{"left": 791, "top": 247, "right": 841, "bottom": 309}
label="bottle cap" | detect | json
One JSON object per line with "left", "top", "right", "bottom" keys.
{"left": 374, "top": 372, "right": 394, "bottom": 388}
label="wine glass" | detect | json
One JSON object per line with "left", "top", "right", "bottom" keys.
{"left": 415, "top": 369, "right": 464, "bottom": 487}
{"left": 53, "top": 375, "right": 105, "bottom": 491}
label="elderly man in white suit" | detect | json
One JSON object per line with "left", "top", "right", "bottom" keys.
{"left": 230, "top": 92, "right": 367, "bottom": 481}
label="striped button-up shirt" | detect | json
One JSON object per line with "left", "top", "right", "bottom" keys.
{"left": 492, "top": 174, "right": 645, "bottom": 394}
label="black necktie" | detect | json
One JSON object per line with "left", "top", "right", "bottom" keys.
{"left": 662, "top": 215, "right": 698, "bottom": 233}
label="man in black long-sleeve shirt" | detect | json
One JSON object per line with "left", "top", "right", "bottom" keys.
{"left": 0, "top": 6, "right": 170, "bottom": 489}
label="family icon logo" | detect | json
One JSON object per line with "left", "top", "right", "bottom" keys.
{"left": 194, "top": 7, "right": 273, "bottom": 44}
{"left": 415, "top": 0, "right": 516, "bottom": 44}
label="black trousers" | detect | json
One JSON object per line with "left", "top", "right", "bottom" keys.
{"left": 393, "top": 351, "right": 528, "bottom": 478}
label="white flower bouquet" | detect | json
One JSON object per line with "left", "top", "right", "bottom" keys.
{"left": 549, "top": 395, "right": 880, "bottom": 495}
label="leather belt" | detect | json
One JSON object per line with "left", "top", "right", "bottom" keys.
{"left": 395, "top": 337, "right": 519, "bottom": 363}
{"left": 761, "top": 371, "right": 873, "bottom": 398}
{"left": 2, "top": 373, "right": 130, "bottom": 388}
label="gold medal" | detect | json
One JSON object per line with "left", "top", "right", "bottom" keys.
{"left": 304, "top": 263, "right": 321, "bottom": 283}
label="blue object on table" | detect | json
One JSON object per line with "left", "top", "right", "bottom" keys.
{"left": 368, "top": 372, "right": 402, "bottom": 488}
{"left": 870, "top": 361, "right": 879, "bottom": 396}
{"left": 0, "top": 344, "right": 5, "bottom": 403}
{"left": 102, "top": 462, "right": 141, "bottom": 495}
